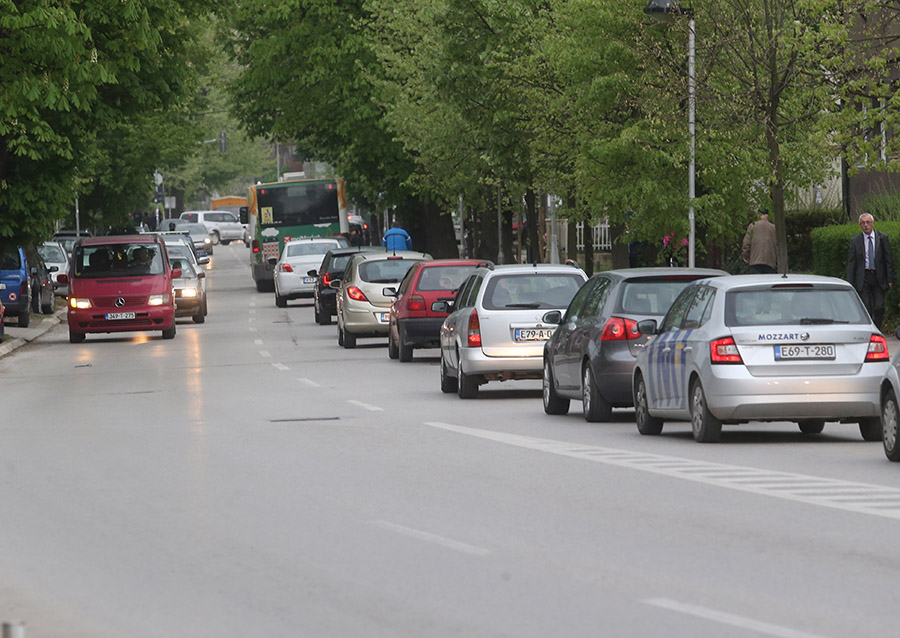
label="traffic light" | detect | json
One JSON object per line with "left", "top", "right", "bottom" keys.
{"left": 219, "top": 130, "right": 227, "bottom": 153}
{"left": 153, "top": 183, "right": 164, "bottom": 204}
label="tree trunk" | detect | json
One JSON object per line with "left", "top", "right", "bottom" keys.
{"left": 525, "top": 188, "right": 539, "bottom": 264}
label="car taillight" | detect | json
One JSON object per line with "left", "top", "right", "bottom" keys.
{"left": 467, "top": 309, "right": 481, "bottom": 347}
{"left": 20, "top": 281, "right": 28, "bottom": 297}
{"left": 407, "top": 294, "right": 426, "bottom": 311}
{"left": 600, "top": 317, "right": 641, "bottom": 341}
{"left": 347, "top": 286, "right": 368, "bottom": 302}
{"left": 322, "top": 272, "right": 332, "bottom": 285}
{"left": 866, "top": 334, "right": 889, "bottom": 361}
{"left": 710, "top": 336, "right": 742, "bottom": 364}
{"left": 278, "top": 263, "right": 293, "bottom": 272}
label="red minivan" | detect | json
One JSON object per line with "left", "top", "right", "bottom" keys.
{"left": 387, "top": 259, "right": 487, "bottom": 362}
{"left": 60, "top": 235, "right": 180, "bottom": 343}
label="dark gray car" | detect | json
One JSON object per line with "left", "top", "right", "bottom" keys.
{"left": 542, "top": 267, "right": 726, "bottom": 421}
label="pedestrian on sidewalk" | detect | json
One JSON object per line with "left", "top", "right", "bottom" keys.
{"left": 846, "top": 212, "right": 893, "bottom": 330}
{"left": 741, "top": 209, "right": 777, "bottom": 273}
{"left": 382, "top": 220, "right": 412, "bottom": 251}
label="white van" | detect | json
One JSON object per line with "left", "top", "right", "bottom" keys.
{"left": 180, "top": 210, "right": 244, "bottom": 245}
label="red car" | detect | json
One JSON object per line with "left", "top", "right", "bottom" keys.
{"left": 387, "top": 259, "right": 486, "bottom": 362}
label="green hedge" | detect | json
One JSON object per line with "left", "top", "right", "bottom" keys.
{"left": 811, "top": 221, "right": 900, "bottom": 331}
{"left": 785, "top": 208, "right": 845, "bottom": 272}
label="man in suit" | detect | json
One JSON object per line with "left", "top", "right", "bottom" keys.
{"left": 846, "top": 212, "right": 893, "bottom": 330}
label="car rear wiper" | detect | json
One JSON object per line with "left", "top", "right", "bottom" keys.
{"left": 798, "top": 318, "right": 848, "bottom": 324}
{"left": 504, "top": 302, "right": 543, "bottom": 308}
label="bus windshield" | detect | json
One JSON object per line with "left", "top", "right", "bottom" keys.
{"left": 257, "top": 182, "right": 339, "bottom": 227}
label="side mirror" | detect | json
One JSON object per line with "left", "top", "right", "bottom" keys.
{"left": 637, "top": 319, "right": 658, "bottom": 336}
{"left": 57, "top": 273, "right": 69, "bottom": 285}
{"left": 329, "top": 280, "right": 342, "bottom": 290}
{"left": 171, "top": 268, "right": 182, "bottom": 279}
{"left": 542, "top": 310, "right": 562, "bottom": 325}
{"left": 197, "top": 256, "right": 210, "bottom": 265}
{"left": 30, "top": 267, "right": 38, "bottom": 275}
{"left": 197, "top": 271, "right": 205, "bottom": 279}
{"left": 431, "top": 300, "right": 450, "bottom": 314}
{"left": 383, "top": 286, "right": 398, "bottom": 297}
{"left": 239, "top": 206, "right": 249, "bottom": 224}
{"left": 49, "top": 266, "right": 59, "bottom": 273}
{"left": 267, "top": 257, "right": 277, "bottom": 266}
{"left": 307, "top": 269, "right": 318, "bottom": 278}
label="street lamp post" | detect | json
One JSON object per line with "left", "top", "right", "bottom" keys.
{"left": 645, "top": 0, "right": 695, "bottom": 268}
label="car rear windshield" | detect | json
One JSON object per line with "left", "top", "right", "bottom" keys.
{"left": 359, "top": 259, "right": 420, "bottom": 283}
{"left": 1, "top": 248, "right": 22, "bottom": 270}
{"left": 73, "top": 244, "right": 165, "bottom": 278}
{"left": 482, "top": 273, "right": 584, "bottom": 310}
{"left": 618, "top": 277, "right": 707, "bottom": 315}
{"left": 725, "top": 287, "right": 869, "bottom": 326}
{"left": 38, "top": 244, "right": 67, "bottom": 263}
{"left": 286, "top": 242, "right": 338, "bottom": 257}
{"left": 417, "top": 265, "right": 476, "bottom": 292}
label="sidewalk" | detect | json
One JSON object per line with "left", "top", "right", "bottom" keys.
{"left": 0, "top": 309, "right": 66, "bottom": 358}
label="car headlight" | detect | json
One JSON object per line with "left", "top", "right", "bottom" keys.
{"left": 69, "top": 297, "right": 91, "bottom": 309}
{"left": 148, "top": 294, "right": 170, "bottom": 306}
{"left": 181, "top": 287, "right": 198, "bottom": 298}
{"left": 204, "top": 238, "right": 212, "bottom": 245}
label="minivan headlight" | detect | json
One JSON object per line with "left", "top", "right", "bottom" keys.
{"left": 69, "top": 297, "right": 91, "bottom": 309}
{"left": 181, "top": 287, "right": 198, "bottom": 298}
{"left": 148, "top": 294, "right": 170, "bottom": 306}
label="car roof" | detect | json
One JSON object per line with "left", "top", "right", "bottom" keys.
{"left": 285, "top": 238, "right": 344, "bottom": 245}
{"left": 350, "top": 250, "right": 431, "bottom": 262}
{"left": 705, "top": 274, "right": 853, "bottom": 291}
{"left": 477, "top": 263, "right": 586, "bottom": 276}
{"left": 327, "top": 246, "right": 387, "bottom": 257}
{"left": 590, "top": 267, "right": 728, "bottom": 281}
{"left": 417, "top": 258, "right": 485, "bottom": 268}
{"left": 79, "top": 234, "right": 160, "bottom": 246}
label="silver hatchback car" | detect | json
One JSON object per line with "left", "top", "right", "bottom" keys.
{"left": 436, "top": 263, "right": 588, "bottom": 399}
{"left": 632, "top": 274, "right": 890, "bottom": 443}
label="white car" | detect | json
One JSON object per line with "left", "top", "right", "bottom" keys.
{"left": 274, "top": 238, "right": 346, "bottom": 307}
{"left": 38, "top": 240, "right": 70, "bottom": 296}
{"left": 632, "top": 274, "right": 891, "bottom": 443}
{"left": 436, "top": 263, "right": 588, "bottom": 399}
{"left": 180, "top": 210, "right": 244, "bottom": 245}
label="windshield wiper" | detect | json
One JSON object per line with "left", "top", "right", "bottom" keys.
{"left": 798, "top": 318, "right": 848, "bottom": 325}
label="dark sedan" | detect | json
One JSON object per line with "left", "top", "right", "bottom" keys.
{"left": 308, "top": 246, "right": 386, "bottom": 325}
{"left": 542, "top": 267, "right": 726, "bottom": 422}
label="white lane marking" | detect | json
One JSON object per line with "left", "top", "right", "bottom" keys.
{"left": 374, "top": 520, "right": 489, "bottom": 556}
{"left": 422, "top": 422, "right": 900, "bottom": 520}
{"left": 249, "top": 301, "right": 256, "bottom": 307}
{"left": 644, "top": 598, "right": 827, "bottom": 638}
{"left": 347, "top": 399, "right": 383, "bottom": 412}
{"left": 254, "top": 339, "right": 263, "bottom": 345}
{"left": 249, "top": 327, "right": 257, "bottom": 333}
{"left": 298, "top": 378, "right": 321, "bottom": 388}
{"left": 272, "top": 363, "right": 289, "bottom": 371}
{"left": 249, "top": 308, "right": 256, "bottom": 314}
{"left": 259, "top": 350, "right": 271, "bottom": 358}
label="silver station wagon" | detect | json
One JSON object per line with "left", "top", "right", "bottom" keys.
{"left": 632, "top": 274, "right": 890, "bottom": 443}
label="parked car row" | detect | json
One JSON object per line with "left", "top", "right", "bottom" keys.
{"left": 1, "top": 244, "right": 57, "bottom": 328}
{"left": 293, "top": 256, "right": 900, "bottom": 462}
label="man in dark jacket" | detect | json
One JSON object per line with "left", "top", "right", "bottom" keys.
{"left": 382, "top": 221, "right": 412, "bottom": 251}
{"left": 846, "top": 212, "right": 893, "bottom": 330}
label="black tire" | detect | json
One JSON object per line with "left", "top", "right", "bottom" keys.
{"left": 690, "top": 379, "right": 722, "bottom": 443}
{"left": 337, "top": 322, "right": 344, "bottom": 346}
{"left": 255, "top": 279, "right": 267, "bottom": 293}
{"left": 883, "top": 388, "right": 900, "bottom": 461}
{"left": 162, "top": 324, "right": 176, "bottom": 340}
{"left": 315, "top": 300, "right": 331, "bottom": 325}
{"left": 275, "top": 293, "right": 287, "bottom": 308}
{"left": 41, "top": 294, "right": 53, "bottom": 315}
{"left": 859, "top": 417, "right": 882, "bottom": 442}
{"left": 543, "top": 358, "right": 569, "bottom": 415}
{"left": 211, "top": 230, "right": 220, "bottom": 245}
{"left": 202, "top": 296, "right": 208, "bottom": 316}
{"left": 192, "top": 307, "right": 205, "bottom": 324}
{"left": 17, "top": 308, "right": 30, "bottom": 328}
{"left": 69, "top": 330, "right": 85, "bottom": 344}
{"left": 343, "top": 327, "right": 357, "bottom": 349}
{"left": 797, "top": 419, "right": 825, "bottom": 434}
{"left": 221, "top": 239, "right": 230, "bottom": 245}
{"left": 440, "top": 355, "right": 458, "bottom": 393}
{"left": 634, "top": 373, "right": 663, "bottom": 435}
{"left": 388, "top": 331, "right": 399, "bottom": 359}
{"left": 582, "top": 364, "right": 612, "bottom": 423}
{"left": 31, "top": 287, "right": 40, "bottom": 313}
{"left": 398, "top": 326, "right": 413, "bottom": 362}
{"left": 457, "top": 366, "right": 479, "bottom": 399}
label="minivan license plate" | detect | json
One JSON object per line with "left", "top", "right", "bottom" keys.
{"left": 106, "top": 312, "right": 136, "bottom": 321}
{"left": 515, "top": 328, "right": 554, "bottom": 342}
{"left": 774, "top": 344, "right": 835, "bottom": 360}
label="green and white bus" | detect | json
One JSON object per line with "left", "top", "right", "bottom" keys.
{"left": 242, "top": 178, "right": 349, "bottom": 291}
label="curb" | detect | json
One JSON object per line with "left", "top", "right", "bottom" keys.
{"left": 0, "top": 309, "right": 65, "bottom": 358}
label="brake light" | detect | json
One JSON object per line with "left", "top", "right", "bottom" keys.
{"left": 407, "top": 294, "right": 426, "bottom": 312}
{"left": 322, "top": 272, "right": 332, "bottom": 285}
{"left": 20, "top": 282, "right": 28, "bottom": 297}
{"left": 467, "top": 309, "right": 481, "bottom": 347}
{"left": 710, "top": 336, "right": 742, "bottom": 364}
{"left": 866, "top": 334, "right": 889, "bottom": 361}
{"left": 347, "top": 286, "right": 368, "bottom": 302}
{"left": 251, "top": 239, "right": 260, "bottom": 253}
{"left": 600, "top": 317, "right": 641, "bottom": 341}
{"left": 278, "top": 263, "right": 293, "bottom": 272}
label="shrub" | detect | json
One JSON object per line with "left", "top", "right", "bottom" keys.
{"left": 861, "top": 193, "right": 900, "bottom": 223}
{"left": 785, "top": 207, "right": 845, "bottom": 273}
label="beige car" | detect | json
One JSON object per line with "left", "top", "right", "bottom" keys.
{"left": 333, "top": 251, "right": 432, "bottom": 348}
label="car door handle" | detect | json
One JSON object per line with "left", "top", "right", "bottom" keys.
{"left": 662, "top": 347, "right": 672, "bottom": 353}
{"left": 683, "top": 346, "right": 693, "bottom": 353}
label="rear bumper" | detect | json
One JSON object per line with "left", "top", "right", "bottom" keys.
{"left": 459, "top": 346, "right": 543, "bottom": 380}
{"left": 398, "top": 317, "right": 445, "bottom": 347}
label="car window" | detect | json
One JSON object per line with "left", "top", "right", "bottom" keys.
{"left": 682, "top": 286, "right": 715, "bottom": 329}
{"left": 358, "top": 258, "right": 419, "bottom": 283}
{"left": 461, "top": 274, "right": 485, "bottom": 308}
{"left": 417, "top": 265, "right": 475, "bottom": 292}
{"left": 329, "top": 253, "right": 354, "bottom": 274}
{"left": 725, "top": 287, "right": 869, "bottom": 326}
{"left": 563, "top": 278, "right": 595, "bottom": 322}
{"left": 222, "top": 213, "right": 238, "bottom": 223}
{"left": 660, "top": 287, "right": 697, "bottom": 332}
{"left": 1, "top": 248, "right": 22, "bottom": 270}
{"left": 38, "top": 244, "right": 66, "bottom": 263}
{"left": 181, "top": 213, "right": 198, "bottom": 223}
{"left": 285, "top": 242, "right": 334, "bottom": 257}
{"left": 619, "top": 277, "right": 705, "bottom": 315}
{"left": 482, "top": 273, "right": 585, "bottom": 310}
{"left": 398, "top": 265, "right": 417, "bottom": 294}
{"left": 74, "top": 243, "right": 165, "bottom": 277}
{"left": 581, "top": 277, "right": 612, "bottom": 317}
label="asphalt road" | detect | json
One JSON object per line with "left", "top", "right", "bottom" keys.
{"left": 1, "top": 245, "right": 899, "bottom": 638}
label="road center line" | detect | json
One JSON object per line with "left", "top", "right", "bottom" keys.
{"left": 421, "top": 422, "right": 900, "bottom": 520}
{"left": 374, "top": 520, "right": 489, "bottom": 556}
{"left": 298, "top": 378, "right": 321, "bottom": 387}
{"left": 254, "top": 339, "right": 264, "bottom": 345}
{"left": 259, "top": 350, "right": 271, "bottom": 358}
{"left": 272, "top": 363, "right": 289, "bottom": 371}
{"left": 643, "top": 598, "right": 827, "bottom": 638}
{"left": 347, "top": 399, "right": 383, "bottom": 412}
